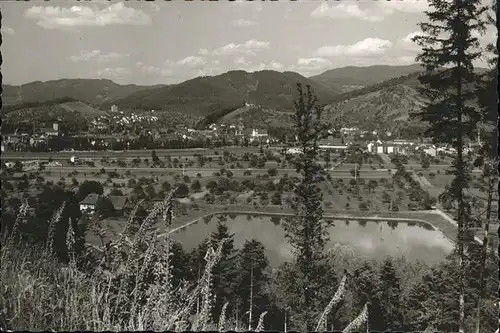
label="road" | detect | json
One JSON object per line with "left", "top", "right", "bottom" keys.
{"left": 37, "top": 166, "right": 395, "bottom": 178}
{"left": 3, "top": 156, "right": 453, "bottom": 171}
{"left": 1, "top": 148, "right": 452, "bottom": 169}
{"left": 1, "top": 147, "right": 276, "bottom": 159}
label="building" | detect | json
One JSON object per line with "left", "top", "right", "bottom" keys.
{"left": 319, "top": 144, "right": 348, "bottom": 152}
{"left": 419, "top": 145, "right": 438, "bottom": 157}
{"left": 79, "top": 193, "right": 100, "bottom": 213}
{"left": 40, "top": 123, "right": 59, "bottom": 137}
{"left": 251, "top": 129, "right": 268, "bottom": 138}
{"left": 111, "top": 105, "right": 118, "bottom": 113}
{"left": 367, "top": 140, "right": 398, "bottom": 154}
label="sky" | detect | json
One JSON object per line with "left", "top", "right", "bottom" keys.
{"left": 1, "top": 0, "right": 496, "bottom": 86}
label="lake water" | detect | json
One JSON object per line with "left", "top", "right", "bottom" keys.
{"left": 170, "top": 214, "right": 455, "bottom": 267}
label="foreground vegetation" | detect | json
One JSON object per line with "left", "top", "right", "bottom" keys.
{"left": 1, "top": 188, "right": 498, "bottom": 332}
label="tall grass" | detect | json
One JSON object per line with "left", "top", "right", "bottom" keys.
{"left": 1, "top": 190, "right": 367, "bottom": 331}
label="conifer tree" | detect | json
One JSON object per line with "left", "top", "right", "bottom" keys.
{"left": 411, "top": 1, "right": 488, "bottom": 331}
{"left": 208, "top": 221, "right": 239, "bottom": 321}
{"left": 377, "top": 258, "right": 404, "bottom": 330}
{"left": 280, "top": 83, "right": 333, "bottom": 331}
{"left": 473, "top": 3, "right": 498, "bottom": 329}
{"left": 235, "top": 239, "right": 271, "bottom": 330}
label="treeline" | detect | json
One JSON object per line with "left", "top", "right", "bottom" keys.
{"left": 195, "top": 102, "right": 246, "bottom": 129}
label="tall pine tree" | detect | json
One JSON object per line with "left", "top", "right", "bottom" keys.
{"left": 235, "top": 239, "right": 271, "bottom": 330}
{"left": 473, "top": 3, "right": 498, "bottom": 331}
{"left": 377, "top": 258, "right": 404, "bottom": 331}
{"left": 411, "top": 1, "right": 488, "bottom": 331}
{"left": 208, "top": 221, "right": 239, "bottom": 322}
{"left": 280, "top": 83, "right": 334, "bottom": 331}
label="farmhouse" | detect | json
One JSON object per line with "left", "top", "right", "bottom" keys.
{"left": 367, "top": 140, "right": 401, "bottom": 154}
{"left": 40, "top": 123, "right": 59, "bottom": 137}
{"left": 79, "top": 193, "right": 100, "bottom": 213}
{"left": 418, "top": 144, "right": 438, "bottom": 157}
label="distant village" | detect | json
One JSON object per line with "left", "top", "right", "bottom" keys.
{"left": 2, "top": 104, "right": 481, "bottom": 157}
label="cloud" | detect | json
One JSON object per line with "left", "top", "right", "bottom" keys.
{"left": 231, "top": 18, "right": 256, "bottom": 27}
{"left": 399, "top": 31, "right": 426, "bottom": 52}
{"left": 139, "top": 65, "right": 173, "bottom": 77}
{"left": 200, "top": 39, "right": 270, "bottom": 57}
{"left": 263, "top": 61, "right": 284, "bottom": 71}
{"left": 1, "top": 26, "right": 15, "bottom": 35}
{"left": 24, "top": 2, "right": 151, "bottom": 29}
{"left": 311, "top": 0, "right": 430, "bottom": 21}
{"left": 233, "top": 57, "right": 283, "bottom": 72}
{"left": 235, "top": 57, "right": 251, "bottom": 67}
{"left": 311, "top": 2, "right": 385, "bottom": 22}
{"left": 174, "top": 56, "right": 207, "bottom": 68}
{"left": 291, "top": 57, "right": 332, "bottom": 75}
{"left": 315, "top": 38, "right": 393, "bottom": 57}
{"left": 97, "top": 67, "right": 132, "bottom": 78}
{"left": 140, "top": 56, "right": 217, "bottom": 77}
{"left": 377, "top": 0, "right": 430, "bottom": 14}
{"left": 70, "top": 50, "right": 127, "bottom": 62}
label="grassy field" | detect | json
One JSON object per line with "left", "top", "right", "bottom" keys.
{"left": 5, "top": 146, "right": 495, "bottom": 258}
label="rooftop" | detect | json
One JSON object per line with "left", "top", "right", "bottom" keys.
{"left": 80, "top": 193, "right": 100, "bottom": 206}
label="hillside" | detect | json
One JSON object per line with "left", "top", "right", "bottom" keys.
{"left": 2, "top": 99, "right": 108, "bottom": 132}
{"left": 217, "top": 105, "right": 294, "bottom": 129}
{"left": 323, "top": 68, "right": 496, "bottom": 134}
{"left": 1, "top": 79, "right": 166, "bottom": 106}
{"left": 309, "top": 64, "right": 425, "bottom": 93}
{"left": 111, "top": 70, "right": 340, "bottom": 116}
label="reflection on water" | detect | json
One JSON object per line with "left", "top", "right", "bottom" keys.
{"left": 171, "top": 214, "right": 454, "bottom": 267}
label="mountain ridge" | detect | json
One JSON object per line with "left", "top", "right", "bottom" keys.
{"left": 106, "top": 69, "right": 341, "bottom": 116}
{"left": 308, "top": 64, "right": 426, "bottom": 93}
{"left": 2, "top": 78, "right": 167, "bottom": 107}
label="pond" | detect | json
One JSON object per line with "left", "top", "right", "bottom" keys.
{"left": 170, "top": 214, "right": 455, "bottom": 267}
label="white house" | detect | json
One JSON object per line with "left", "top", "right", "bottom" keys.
{"left": 251, "top": 129, "right": 268, "bottom": 138}
{"left": 287, "top": 148, "right": 302, "bottom": 155}
{"left": 423, "top": 147, "right": 437, "bottom": 157}
{"left": 79, "top": 193, "right": 100, "bottom": 213}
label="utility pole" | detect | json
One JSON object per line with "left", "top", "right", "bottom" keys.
{"left": 248, "top": 262, "right": 254, "bottom": 331}
{"left": 235, "top": 302, "right": 239, "bottom": 332}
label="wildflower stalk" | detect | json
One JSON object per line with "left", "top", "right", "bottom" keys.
{"left": 45, "top": 201, "right": 66, "bottom": 257}
{"left": 2, "top": 202, "right": 29, "bottom": 259}
{"left": 115, "top": 190, "right": 175, "bottom": 319}
{"left": 316, "top": 275, "right": 347, "bottom": 331}
{"left": 171, "top": 238, "right": 226, "bottom": 331}
{"left": 66, "top": 218, "right": 76, "bottom": 269}
{"left": 342, "top": 303, "right": 368, "bottom": 333}
{"left": 255, "top": 311, "right": 268, "bottom": 332}
{"left": 218, "top": 302, "right": 229, "bottom": 332}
